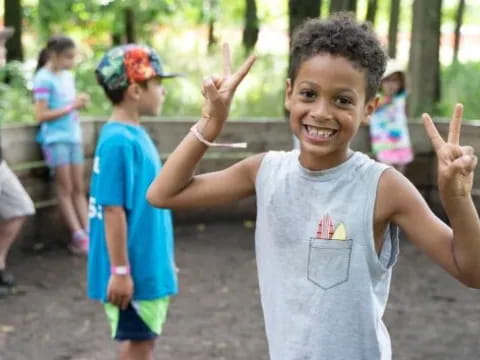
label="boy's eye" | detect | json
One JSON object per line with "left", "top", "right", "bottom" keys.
{"left": 334, "top": 96, "right": 353, "bottom": 107}
{"left": 299, "top": 89, "right": 316, "bottom": 100}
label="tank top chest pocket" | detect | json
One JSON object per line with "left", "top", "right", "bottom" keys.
{"left": 307, "top": 239, "right": 353, "bottom": 290}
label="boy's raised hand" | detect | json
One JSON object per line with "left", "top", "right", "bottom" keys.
{"left": 423, "top": 103, "right": 478, "bottom": 198}
{"left": 199, "top": 43, "right": 256, "bottom": 139}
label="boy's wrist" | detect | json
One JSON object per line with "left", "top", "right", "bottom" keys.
{"left": 196, "top": 118, "right": 220, "bottom": 142}
{"left": 190, "top": 122, "right": 247, "bottom": 149}
{"left": 111, "top": 265, "right": 130, "bottom": 276}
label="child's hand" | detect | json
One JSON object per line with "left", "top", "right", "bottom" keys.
{"left": 73, "top": 93, "right": 90, "bottom": 110}
{"left": 423, "top": 103, "right": 478, "bottom": 198}
{"left": 107, "top": 274, "right": 134, "bottom": 310}
{"left": 198, "top": 43, "right": 256, "bottom": 140}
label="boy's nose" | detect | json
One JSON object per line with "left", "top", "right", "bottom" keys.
{"left": 310, "top": 98, "right": 333, "bottom": 121}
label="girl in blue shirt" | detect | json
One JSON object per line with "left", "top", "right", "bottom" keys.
{"left": 33, "top": 36, "right": 90, "bottom": 254}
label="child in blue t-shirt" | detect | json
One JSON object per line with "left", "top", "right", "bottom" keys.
{"left": 88, "top": 44, "right": 179, "bottom": 359}
{"left": 33, "top": 35, "right": 90, "bottom": 254}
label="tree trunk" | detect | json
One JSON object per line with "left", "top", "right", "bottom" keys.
{"left": 124, "top": 7, "right": 136, "bottom": 43}
{"left": 205, "top": 0, "right": 218, "bottom": 51}
{"left": 288, "top": 0, "right": 321, "bottom": 74}
{"left": 329, "top": 0, "right": 345, "bottom": 14}
{"left": 4, "top": 0, "right": 24, "bottom": 62}
{"left": 365, "top": 0, "right": 378, "bottom": 25}
{"left": 111, "top": 33, "right": 123, "bottom": 46}
{"left": 346, "top": 0, "right": 357, "bottom": 14}
{"left": 329, "top": 0, "right": 356, "bottom": 15}
{"left": 207, "top": 18, "right": 216, "bottom": 51}
{"left": 387, "top": 0, "right": 401, "bottom": 59}
{"left": 287, "top": 0, "right": 321, "bottom": 117}
{"left": 288, "top": 0, "right": 321, "bottom": 38}
{"left": 408, "top": 0, "right": 443, "bottom": 117}
{"left": 242, "top": 0, "right": 259, "bottom": 51}
{"left": 452, "top": 0, "right": 466, "bottom": 63}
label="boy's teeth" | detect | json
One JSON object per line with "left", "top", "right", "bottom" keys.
{"left": 306, "top": 125, "right": 334, "bottom": 138}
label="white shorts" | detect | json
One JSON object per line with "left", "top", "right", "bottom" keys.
{"left": 0, "top": 161, "right": 35, "bottom": 220}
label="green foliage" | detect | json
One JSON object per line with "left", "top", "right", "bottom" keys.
{"left": 160, "top": 51, "right": 286, "bottom": 119}
{"left": 0, "top": 62, "right": 35, "bottom": 124}
{"left": 3, "top": 52, "right": 480, "bottom": 124}
{"left": 75, "top": 59, "right": 113, "bottom": 116}
{"left": 0, "top": 41, "right": 287, "bottom": 124}
{"left": 2, "top": 0, "right": 479, "bottom": 125}
{"left": 435, "top": 61, "right": 480, "bottom": 120}
{"left": 34, "top": 0, "right": 190, "bottom": 45}
{"left": 79, "top": 42, "right": 287, "bottom": 119}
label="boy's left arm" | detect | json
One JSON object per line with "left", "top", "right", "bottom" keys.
{"left": 424, "top": 104, "right": 480, "bottom": 286}
{"left": 385, "top": 104, "right": 480, "bottom": 288}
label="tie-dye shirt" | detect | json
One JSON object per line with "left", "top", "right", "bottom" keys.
{"left": 33, "top": 68, "right": 82, "bottom": 144}
{"left": 369, "top": 91, "right": 412, "bottom": 155}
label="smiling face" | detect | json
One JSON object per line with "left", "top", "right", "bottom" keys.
{"left": 285, "top": 54, "right": 377, "bottom": 170}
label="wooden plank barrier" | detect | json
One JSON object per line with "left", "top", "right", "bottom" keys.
{"left": 2, "top": 117, "right": 480, "bottom": 246}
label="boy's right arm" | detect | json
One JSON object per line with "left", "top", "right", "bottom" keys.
{"left": 94, "top": 137, "right": 135, "bottom": 308}
{"left": 104, "top": 206, "right": 133, "bottom": 310}
{"left": 147, "top": 133, "right": 265, "bottom": 209}
{"left": 147, "top": 44, "right": 259, "bottom": 210}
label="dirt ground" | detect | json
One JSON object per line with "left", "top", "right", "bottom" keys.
{"left": 1, "top": 221, "right": 480, "bottom": 360}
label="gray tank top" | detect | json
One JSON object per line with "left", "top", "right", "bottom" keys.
{"left": 255, "top": 150, "right": 399, "bottom": 360}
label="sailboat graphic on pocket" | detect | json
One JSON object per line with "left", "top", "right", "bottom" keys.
{"left": 316, "top": 214, "right": 347, "bottom": 240}
{"left": 309, "top": 214, "right": 352, "bottom": 289}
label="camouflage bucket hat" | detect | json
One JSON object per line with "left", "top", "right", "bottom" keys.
{"left": 95, "top": 44, "right": 180, "bottom": 91}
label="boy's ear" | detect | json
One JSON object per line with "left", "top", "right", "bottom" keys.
{"left": 125, "top": 83, "right": 142, "bottom": 101}
{"left": 361, "top": 96, "right": 379, "bottom": 125}
{"left": 284, "top": 78, "right": 293, "bottom": 111}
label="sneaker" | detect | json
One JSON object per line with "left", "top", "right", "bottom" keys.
{"left": 69, "top": 230, "right": 89, "bottom": 255}
{"left": 0, "top": 269, "right": 15, "bottom": 298}
{"left": 0, "top": 286, "right": 9, "bottom": 298}
{"left": 0, "top": 269, "right": 15, "bottom": 287}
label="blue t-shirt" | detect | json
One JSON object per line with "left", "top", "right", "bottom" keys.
{"left": 33, "top": 68, "right": 82, "bottom": 144}
{"left": 87, "top": 121, "right": 178, "bottom": 301}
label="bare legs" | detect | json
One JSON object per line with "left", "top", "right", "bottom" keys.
{"left": 54, "top": 164, "right": 88, "bottom": 236}
{"left": 119, "top": 340, "right": 155, "bottom": 360}
{"left": 71, "top": 164, "right": 88, "bottom": 230}
{"left": 0, "top": 217, "right": 25, "bottom": 270}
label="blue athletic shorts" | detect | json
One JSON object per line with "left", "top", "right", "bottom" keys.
{"left": 104, "top": 298, "right": 169, "bottom": 341}
{"left": 42, "top": 142, "right": 84, "bottom": 169}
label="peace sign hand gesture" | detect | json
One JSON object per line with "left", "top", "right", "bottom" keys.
{"left": 198, "top": 43, "right": 256, "bottom": 140}
{"left": 423, "top": 104, "right": 478, "bottom": 198}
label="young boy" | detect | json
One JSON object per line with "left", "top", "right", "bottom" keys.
{"left": 88, "top": 45, "right": 178, "bottom": 359}
{"left": 0, "top": 26, "right": 35, "bottom": 297}
{"left": 147, "top": 15, "right": 480, "bottom": 360}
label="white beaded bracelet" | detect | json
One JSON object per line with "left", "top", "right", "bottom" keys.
{"left": 111, "top": 265, "right": 130, "bottom": 275}
{"left": 189, "top": 124, "right": 247, "bottom": 149}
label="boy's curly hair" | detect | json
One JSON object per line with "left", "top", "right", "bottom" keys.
{"left": 289, "top": 13, "right": 387, "bottom": 101}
